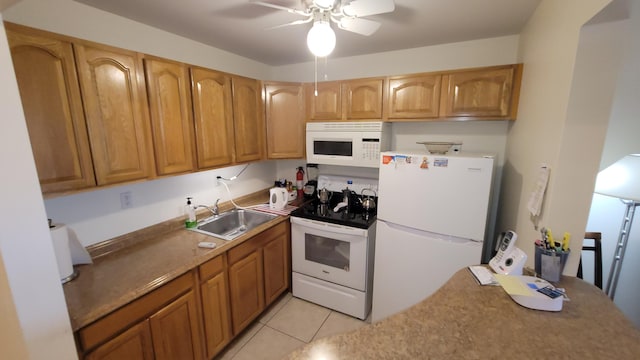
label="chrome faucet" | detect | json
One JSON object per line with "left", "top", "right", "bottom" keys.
{"left": 213, "top": 198, "right": 220, "bottom": 216}
{"left": 195, "top": 199, "right": 220, "bottom": 218}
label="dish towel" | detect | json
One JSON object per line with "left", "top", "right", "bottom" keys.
{"left": 250, "top": 203, "right": 298, "bottom": 216}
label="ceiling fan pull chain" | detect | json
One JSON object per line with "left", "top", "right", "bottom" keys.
{"left": 324, "top": 56, "right": 329, "bottom": 81}
{"left": 314, "top": 55, "right": 318, "bottom": 96}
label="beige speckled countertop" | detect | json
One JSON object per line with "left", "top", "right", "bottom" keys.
{"left": 287, "top": 269, "right": 640, "bottom": 359}
{"left": 63, "top": 191, "right": 292, "bottom": 331}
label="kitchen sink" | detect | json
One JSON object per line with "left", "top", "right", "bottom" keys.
{"left": 190, "top": 208, "right": 277, "bottom": 241}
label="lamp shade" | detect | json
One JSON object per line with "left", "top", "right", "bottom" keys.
{"left": 594, "top": 154, "right": 640, "bottom": 201}
{"left": 307, "top": 20, "right": 336, "bottom": 57}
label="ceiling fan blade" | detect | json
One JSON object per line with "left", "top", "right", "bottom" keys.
{"left": 267, "top": 18, "right": 313, "bottom": 30}
{"left": 338, "top": 17, "right": 381, "bottom": 36}
{"left": 342, "top": 0, "right": 395, "bottom": 17}
{"left": 250, "top": 0, "right": 309, "bottom": 16}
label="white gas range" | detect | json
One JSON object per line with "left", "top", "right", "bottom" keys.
{"left": 289, "top": 175, "right": 378, "bottom": 320}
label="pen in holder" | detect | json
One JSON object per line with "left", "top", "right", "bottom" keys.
{"left": 534, "top": 246, "right": 570, "bottom": 282}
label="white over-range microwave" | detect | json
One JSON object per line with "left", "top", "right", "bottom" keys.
{"left": 306, "top": 121, "right": 391, "bottom": 168}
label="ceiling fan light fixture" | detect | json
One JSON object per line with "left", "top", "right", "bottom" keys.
{"left": 313, "top": 0, "right": 335, "bottom": 10}
{"left": 306, "top": 20, "right": 336, "bottom": 57}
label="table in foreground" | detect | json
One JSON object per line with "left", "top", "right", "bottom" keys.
{"left": 286, "top": 268, "right": 640, "bottom": 359}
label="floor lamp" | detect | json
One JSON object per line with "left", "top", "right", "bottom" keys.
{"left": 594, "top": 154, "right": 640, "bottom": 300}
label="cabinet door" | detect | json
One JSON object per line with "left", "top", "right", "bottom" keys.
{"left": 74, "top": 43, "right": 153, "bottom": 185}
{"left": 263, "top": 232, "right": 289, "bottom": 306}
{"left": 388, "top": 74, "right": 442, "bottom": 119}
{"left": 149, "top": 291, "right": 203, "bottom": 360}
{"left": 191, "top": 67, "right": 235, "bottom": 169}
{"left": 440, "top": 66, "right": 516, "bottom": 119}
{"left": 228, "top": 251, "right": 265, "bottom": 335}
{"left": 85, "top": 320, "right": 154, "bottom": 360}
{"left": 264, "top": 82, "right": 305, "bottom": 159}
{"left": 343, "top": 79, "right": 384, "bottom": 119}
{"left": 6, "top": 24, "right": 96, "bottom": 194}
{"left": 144, "top": 57, "right": 195, "bottom": 176}
{"left": 308, "top": 81, "right": 342, "bottom": 120}
{"left": 201, "top": 271, "right": 231, "bottom": 358}
{"left": 232, "top": 76, "right": 265, "bottom": 163}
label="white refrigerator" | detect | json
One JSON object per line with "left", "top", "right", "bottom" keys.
{"left": 371, "top": 151, "right": 495, "bottom": 322}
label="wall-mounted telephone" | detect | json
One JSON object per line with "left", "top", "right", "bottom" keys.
{"left": 489, "top": 230, "right": 527, "bottom": 275}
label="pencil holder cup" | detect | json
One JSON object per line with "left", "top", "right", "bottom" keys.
{"left": 534, "top": 246, "right": 570, "bottom": 282}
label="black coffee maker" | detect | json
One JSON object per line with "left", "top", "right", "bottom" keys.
{"left": 303, "top": 164, "right": 318, "bottom": 199}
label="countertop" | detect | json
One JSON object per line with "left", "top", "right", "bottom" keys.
{"left": 286, "top": 268, "right": 640, "bottom": 359}
{"left": 63, "top": 190, "right": 295, "bottom": 331}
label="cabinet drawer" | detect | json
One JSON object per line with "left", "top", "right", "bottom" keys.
{"left": 78, "top": 271, "right": 194, "bottom": 352}
{"left": 199, "top": 254, "right": 225, "bottom": 281}
{"left": 227, "top": 222, "right": 287, "bottom": 265}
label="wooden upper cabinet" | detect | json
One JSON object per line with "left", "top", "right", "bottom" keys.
{"left": 264, "top": 82, "right": 305, "bottom": 159}
{"left": 5, "top": 23, "right": 96, "bottom": 194}
{"left": 190, "top": 67, "right": 235, "bottom": 169}
{"left": 388, "top": 74, "right": 442, "bottom": 119}
{"left": 440, "top": 65, "right": 521, "bottom": 119}
{"left": 144, "top": 57, "right": 195, "bottom": 176}
{"left": 308, "top": 78, "right": 384, "bottom": 121}
{"left": 343, "top": 78, "right": 384, "bottom": 119}
{"left": 232, "top": 76, "right": 265, "bottom": 163}
{"left": 74, "top": 42, "right": 153, "bottom": 185}
{"left": 308, "top": 81, "right": 342, "bottom": 120}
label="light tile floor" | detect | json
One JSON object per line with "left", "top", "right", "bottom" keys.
{"left": 215, "top": 293, "right": 368, "bottom": 360}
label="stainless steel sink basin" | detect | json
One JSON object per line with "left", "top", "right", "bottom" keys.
{"left": 190, "top": 209, "right": 277, "bottom": 240}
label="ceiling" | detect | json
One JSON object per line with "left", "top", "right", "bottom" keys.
{"left": 74, "top": 0, "right": 542, "bottom": 66}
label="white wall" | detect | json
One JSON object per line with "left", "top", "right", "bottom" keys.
{"left": 498, "top": 0, "right": 612, "bottom": 276}
{"left": 45, "top": 162, "right": 277, "bottom": 247}
{"left": 270, "top": 35, "right": 520, "bottom": 82}
{"left": 586, "top": 0, "right": 640, "bottom": 328}
{"left": 0, "top": 14, "right": 77, "bottom": 359}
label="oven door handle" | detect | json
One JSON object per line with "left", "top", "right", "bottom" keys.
{"left": 291, "top": 217, "right": 369, "bottom": 237}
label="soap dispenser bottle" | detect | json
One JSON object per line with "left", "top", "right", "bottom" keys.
{"left": 185, "top": 197, "right": 196, "bottom": 228}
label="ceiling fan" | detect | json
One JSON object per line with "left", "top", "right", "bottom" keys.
{"left": 251, "top": 0, "right": 395, "bottom": 57}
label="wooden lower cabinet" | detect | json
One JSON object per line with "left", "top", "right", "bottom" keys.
{"left": 79, "top": 272, "right": 203, "bottom": 360}
{"left": 227, "top": 222, "right": 290, "bottom": 335}
{"left": 149, "top": 291, "right": 203, "bottom": 360}
{"left": 228, "top": 251, "right": 265, "bottom": 334}
{"left": 85, "top": 320, "right": 154, "bottom": 360}
{"left": 199, "top": 256, "right": 232, "bottom": 358}
{"left": 263, "top": 231, "right": 289, "bottom": 305}
{"left": 78, "top": 223, "right": 290, "bottom": 359}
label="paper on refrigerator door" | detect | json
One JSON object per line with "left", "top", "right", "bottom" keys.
{"left": 527, "top": 164, "right": 550, "bottom": 217}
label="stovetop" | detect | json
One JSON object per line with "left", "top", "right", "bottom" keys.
{"left": 290, "top": 191, "right": 377, "bottom": 229}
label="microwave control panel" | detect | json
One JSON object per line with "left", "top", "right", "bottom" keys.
{"left": 361, "top": 138, "right": 381, "bottom": 161}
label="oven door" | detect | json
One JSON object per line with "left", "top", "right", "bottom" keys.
{"left": 291, "top": 217, "right": 370, "bottom": 291}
